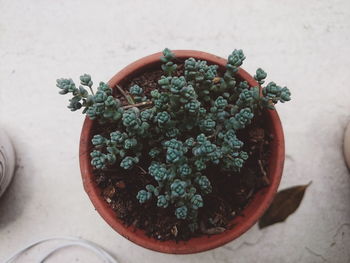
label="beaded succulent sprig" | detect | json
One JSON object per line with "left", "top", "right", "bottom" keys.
{"left": 57, "top": 48, "right": 291, "bottom": 231}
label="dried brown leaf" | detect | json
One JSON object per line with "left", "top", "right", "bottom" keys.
{"left": 258, "top": 182, "right": 312, "bottom": 229}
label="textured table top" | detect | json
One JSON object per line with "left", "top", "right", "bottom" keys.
{"left": 1, "top": 0, "right": 350, "bottom": 262}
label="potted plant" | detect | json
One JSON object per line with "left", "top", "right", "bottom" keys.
{"left": 0, "top": 129, "right": 16, "bottom": 198}
{"left": 57, "top": 49, "right": 290, "bottom": 254}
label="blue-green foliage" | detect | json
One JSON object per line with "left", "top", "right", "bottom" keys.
{"left": 58, "top": 48, "right": 291, "bottom": 231}
{"left": 262, "top": 82, "right": 291, "bottom": 109}
{"left": 157, "top": 195, "right": 169, "bottom": 208}
{"left": 175, "top": 205, "right": 188, "bottom": 219}
{"left": 254, "top": 68, "right": 267, "bottom": 85}
{"left": 129, "top": 85, "right": 146, "bottom": 103}
{"left": 184, "top": 58, "right": 218, "bottom": 101}
{"left": 161, "top": 48, "right": 177, "bottom": 76}
{"left": 120, "top": 156, "right": 139, "bottom": 169}
{"left": 57, "top": 75, "right": 124, "bottom": 122}
{"left": 136, "top": 190, "right": 152, "bottom": 204}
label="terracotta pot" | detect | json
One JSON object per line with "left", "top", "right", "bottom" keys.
{"left": 79, "top": 50, "right": 285, "bottom": 254}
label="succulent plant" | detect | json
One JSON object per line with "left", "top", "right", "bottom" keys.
{"left": 57, "top": 48, "right": 291, "bottom": 232}
{"left": 120, "top": 156, "right": 139, "bottom": 170}
{"left": 161, "top": 48, "right": 177, "bottom": 76}
{"left": 190, "top": 194, "right": 204, "bottom": 210}
{"left": 157, "top": 195, "right": 169, "bottom": 208}
{"left": 129, "top": 85, "right": 146, "bottom": 102}
{"left": 175, "top": 205, "right": 188, "bottom": 220}
{"left": 137, "top": 190, "right": 152, "bottom": 204}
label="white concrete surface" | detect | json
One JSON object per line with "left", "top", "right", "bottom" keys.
{"left": 1, "top": 0, "right": 350, "bottom": 262}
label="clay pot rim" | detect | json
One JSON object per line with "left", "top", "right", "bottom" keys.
{"left": 79, "top": 50, "right": 285, "bottom": 254}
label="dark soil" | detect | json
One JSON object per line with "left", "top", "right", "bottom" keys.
{"left": 93, "top": 66, "right": 272, "bottom": 242}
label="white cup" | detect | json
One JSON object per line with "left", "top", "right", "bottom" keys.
{"left": 0, "top": 129, "right": 16, "bottom": 197}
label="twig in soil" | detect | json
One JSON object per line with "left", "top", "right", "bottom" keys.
{"left": 246, "top": 188, "right": 255, "bottom": 199}
{"left": 207, "top": 124, "right": 222, "bottom": 140}
{"left": 136, "top": 165, "right": 147, "bottom": 174}
{"left": 257, "top": 140, "right": 270, "bottom": 186}
{"left": 206, "top": 134, "right": 215, "bottom": 139}
{"left": 258, "top": 160, "right": 267, "bottom": 177}
{"left": 122, "top": 101, "right": 153, "bottom": 110}
{"left": 116, "top": 85, "right": 135, "bottom": 104}
{"left": 226, "top": 154, "right": 234, "bottom": 160}
{"left": 200, "top": 221, "right": 226, "bottom": 235}
{"left": 258, "top": 159, "right": 270, "bottom": 186}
